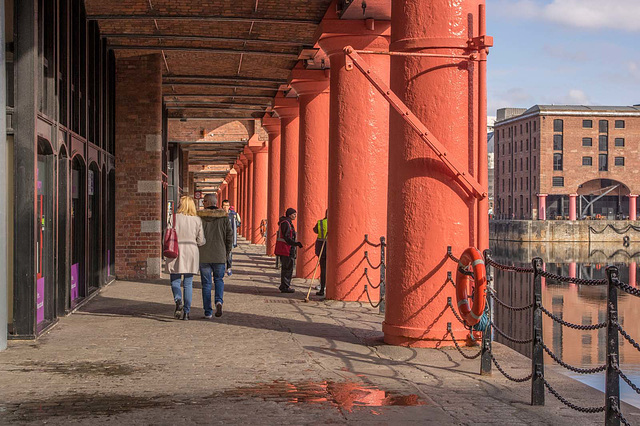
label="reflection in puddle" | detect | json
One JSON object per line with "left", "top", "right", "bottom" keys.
{"left": 224, "top": 380, "right": 426, "bottom": 411}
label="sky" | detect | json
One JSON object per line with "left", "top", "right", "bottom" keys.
{"left": 486, "top": 0, "right": 640, "bottom": 116}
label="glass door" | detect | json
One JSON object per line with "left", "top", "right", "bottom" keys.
{"left": 71, "top": 156, "right": 86, "bottom": 307}
{"left": 36, "top": 138, "right": 55, "bottom": 330}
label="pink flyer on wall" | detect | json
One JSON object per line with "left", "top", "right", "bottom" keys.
{"left": 37, "top": 278, "right": 44, "bottom": 324}
{"left": 71, "top": 263, "right": 79, "bottom": 301}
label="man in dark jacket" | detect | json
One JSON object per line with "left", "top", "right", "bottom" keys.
{"left": 198, "top": 194, "right": 233, "bottom": 318}
{"left": 221, "top": 199, "right": 238, "bottom": 276}
{"left": 275, "top": 208, "right": 302, "bottom": 293}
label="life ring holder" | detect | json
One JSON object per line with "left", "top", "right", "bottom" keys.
{"left": 455, "top": 247, "right": 488, "bottom": 327}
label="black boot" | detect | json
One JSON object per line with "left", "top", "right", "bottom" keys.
{"left": 182, "top": 312, "right": 190, "bottom": 320}
{"left": 174, "top": 300, "right": 183, "bottom": 319}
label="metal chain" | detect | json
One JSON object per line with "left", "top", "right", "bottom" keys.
{"left": 612, "top": 279, "right": 640, "bottom": 298}
{"left": 449, "top": 328, "right": 483, "bottom": 360}
{"left": 364, "top": 285, "right": 383, "bottom": 308}
{"left": 364, "top": 251, "right": 383, "bottom": 270}
{"left": 447, "top": 300, "right": 467, "bottom": 325}
{"left": 538, "top": 269, "right": 607, "bottom": 286}
{"left": 485, "top": 257, "right": 534, "bottom": 274}
{"left": 363, "top": 235, "right": 382, "bottom": 247}
{"left": 541, "top": 342, "right": 606, "bottom": 374}
{"left": 364, "top": 269, "right": 382, "bottom": 289}
{"left": 490, "top": 322, "right": 533, "bottom": 345}
{"left": 487, "top": 289, "right": 534, "bottom": 312}
{"left": 611, "top": 404, "right": 631, "bottom": 426}
{"left": 489, "top": 352, "right": 532, "bottom": 383}
{"left": 542, "top": 378, "right": 605, "bottom": 413}
{"left": 614, "top": 366, "right": 640, "bottom": 395}
{"left": 447, "top": 251, "right": 460, "bottom": 264}
{"left": 616, "top": 322, "right": 640, "bottom": 353}
{"left": 540, "top": 304, "right": 606, "bottom": 330}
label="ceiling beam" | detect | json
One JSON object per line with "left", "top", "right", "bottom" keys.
{"left": 163, "top": 82, "right": 278, "bottom": 90}
{"left": 88, "top": 14, "right": 317, "bottom": 25}
{"left": 163, "top": 94, "right": 274, "bottom": 100}
{"left": 168, "top": 117, "right": 258, "bottom": 121}
{"left": 101, "top": 33, "right": 308, "bottom": 46}
{"left": 108, "top": 44, "right": 299, "bottom": 58}
{"left": 164, "top": 75, "right": 287, "bottom": 84}
{"left": 170, "top": 140, "right": 248, "bottom": 144}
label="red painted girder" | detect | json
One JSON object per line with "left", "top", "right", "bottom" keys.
{"left": 344, "top": 47, "right": 486, "bottom": 201}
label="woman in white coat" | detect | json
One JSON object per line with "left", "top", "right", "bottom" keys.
{"left": 166, "top": 196, "right": 205, "bottom": 320}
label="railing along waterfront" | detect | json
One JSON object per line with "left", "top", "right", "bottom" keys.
{"left": 446, "top": 246, "right": 639, "bottom": 426}
{"left": 363, "top": 234, "right": 386, "bottom": 313}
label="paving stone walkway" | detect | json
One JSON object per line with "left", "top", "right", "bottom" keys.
{"left": 1, "top": 239, "right": 639, "bottom": 425}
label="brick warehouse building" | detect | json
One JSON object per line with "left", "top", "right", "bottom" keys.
{"left": 0, "top": 0, "right": 492, "bottom": 350}
{"left": 494, "top": 105, "right": 640, "bottom": 221}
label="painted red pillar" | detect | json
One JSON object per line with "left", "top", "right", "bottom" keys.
{"left": 273, "top": 93, "right": 300, "bottom": 217}
{"left": 290, "top": 67, "right": 330, "bottom": 279}
{"left": 262, "top": 116, "right": 281, "bottom": 256}
{"left": 239, "top": 155, "right": 249, "bottom": 238}
{"left": 569, "top": 194, "right": 577, "bottom": 220}
{"left": 630, "top": 262, "right": 637, "bottom": 288}
{"left": 383, "top": 0, "right": 486, "bottom": 347}
{"left": 251, "top": 143, "right": 269, "bottom": 244}
{"left": 228, "top": 169, "right": 238, "bottom": 209}
{"left": 630, "top": 195, "right": 638, "bottom": 221}
{"left": 318, "top": 18, "right": 390, "bottom": 302}
{"left": 243, "top": 147, "right": 254, "bottom": 240}
{"left": 538, "top": 194, "right": 547, "bottom": 221}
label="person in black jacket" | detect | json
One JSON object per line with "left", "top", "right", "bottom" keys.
{"left": 274, "top": 208, "right": 302, "bottom": 293}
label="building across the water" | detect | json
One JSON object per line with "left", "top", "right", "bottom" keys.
{"left": 494, "top": 105, "right": 640, "bottom": 220}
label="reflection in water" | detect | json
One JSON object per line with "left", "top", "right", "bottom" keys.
{"left": 490, "top": 241, "right": 640, "bottom": 407}
{"left": 223, "top": 380, "right": 425, "bottom": 412}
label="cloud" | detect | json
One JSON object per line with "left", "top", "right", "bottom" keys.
{"left": 542, "top": 44, "right": 588, "bottom": 62}
{"left": 492, "top": 0, "right": 640, "bottom": 32}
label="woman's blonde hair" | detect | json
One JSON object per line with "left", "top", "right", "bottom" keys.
{"left": 176, "top": 196, "right": 197, "bottom": 216}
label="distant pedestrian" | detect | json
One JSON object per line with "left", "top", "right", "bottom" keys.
{"left": 198, "top": 194, "right": 233, "bottom": 319}
{"left": 221, "top": 199, "right": 239, "bottom": 276}
{"left": 166, "top": 196, "right": 206, "bottom": 320}
{"left": 275, "top": 208, "right": 303, "bottom": 293}
{"left": 313, "top": 210, "right": 328, "bottom": 296}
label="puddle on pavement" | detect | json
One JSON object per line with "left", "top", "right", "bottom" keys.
{"left": 223, "top": 380, "right": 426, "bottom": 411}
{"left": 17, "top": 360, "right": 138, "bottom": 376}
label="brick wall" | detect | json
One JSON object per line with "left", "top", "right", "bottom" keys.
{"left": 168, "top": 118, "right": 268, "bottom": 142}
{"left": 115, "top": 54, "right": 163, "bottom": 280}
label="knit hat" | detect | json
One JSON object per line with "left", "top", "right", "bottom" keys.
{"left": 285, "top": 208, "right": 297, "bottom": 217}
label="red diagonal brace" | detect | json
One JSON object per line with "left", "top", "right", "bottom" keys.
{"left": 344, "top": 46, "right": 486, "bottom": 200}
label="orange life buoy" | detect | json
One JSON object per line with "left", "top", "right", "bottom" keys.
{"left": 455, "top": 247, "right": 488, "bottom": 327}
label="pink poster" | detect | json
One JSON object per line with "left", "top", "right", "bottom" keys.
{"left": 36, "top": 278, "right": 44, "bottom": 324}
{"left": 71, "top": 263, "right": 79, "bottom": 301}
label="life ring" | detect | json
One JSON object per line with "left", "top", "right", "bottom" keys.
{"left": 259, "top": 219, "right": 267, "bottom": 237}
{"left": 455, "top": 247, "right": 488, "bottom": 327}
{"left": 596, "top": 214, "right": 602, "bottom": 219}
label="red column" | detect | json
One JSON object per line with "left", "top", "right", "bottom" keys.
{"left": 239, "top": 155, "right": 249, "bottom": 238}
{"left": 243, "top": 147, "right": 254, "bottom": 240}
{"left": 538, "top": 194, "right": 547, "bottom": 221}
{"left": 228, "top": 169, "right": 238, "bottom": 209}
{"left": 262, "top": 116, "right": 281, "bottom": 256}
{"left": 318, "top": 18, "right": 390, "bottom": 302}
{"left": 251, "top": 143, "right": 269, "bottom": 244}
{"left": 290, "top": 66, "right": 330, "bottom": 279}
{"left": 630, "top": 262, "right": 637, "bottom": 288}
{"left": 569, "top": 194, "right": 577, "bottom": 220}
{"left": 630, "top": 195, "right": 638, "bottom": 221}
{"left": 383, "top": 0, "right": 486, "bottom": 347}
{"left": 273, "top": 93, "right": 300, "bottom": 216}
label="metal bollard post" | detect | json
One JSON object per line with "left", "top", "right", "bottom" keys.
{"left": 480, "top": 249, "right": 492, "bottom": 375}
{"left": 605, "top": 266, "right": 621, "bottom": 426}
{"left": 379, "top": 236, "right": 386, "bottom": 314}
{"left": 531, "top": 257, "right": 545, "bottom": 406}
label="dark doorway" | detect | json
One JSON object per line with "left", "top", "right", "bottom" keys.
{"left": 57, "top": 146, "right": 70, "bottom": 315}
{"left": 71, "top": 155, "right": 86, "bottom": 307}
{"left": 88, "top": 162, "right": 101, "bottom": 291}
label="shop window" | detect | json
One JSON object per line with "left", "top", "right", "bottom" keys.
{"left": 553, "top": 135, "right": 563, "bottom": 151}
{"left": 615, "top": 120, "right": 625, "bottom": 129}
{"left": 552, "top": 177, "right": 564, "bottom": 187}
{"left": 71, "top": 156, "right": 87, "bottom": 306}
{"left": 88, "top": 163, "right": 101, "bottom": 291}
{"left": 615, "top": 138, "right": 625, "bottom": 147}
{"left": 553, "top": 153, "right": 563, "bottom": 171}
{"left": 582, "top": 156, "right": 592, "bottom": 166}
{"left": 582, "top": 137, "right": 592, "bottom": 147}
{"left": 615, "top": 157, "right": 625, "bottom": 166}
{"left": 583, "top": 119, "right": 592, "bottom": 128}
{"left": 553, "top": 119, "right": 563, "bottom": 132}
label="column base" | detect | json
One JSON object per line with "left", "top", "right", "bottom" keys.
{"left": 382, "top": 321, "right": 472, "bottom": 348}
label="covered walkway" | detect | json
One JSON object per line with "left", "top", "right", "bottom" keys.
{"left": 0, "top": 240, "right": 634, "bottom": 425}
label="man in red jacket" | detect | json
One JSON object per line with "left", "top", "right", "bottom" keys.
{"left": 274, "top": 208, "right": 303, "bottom": 293}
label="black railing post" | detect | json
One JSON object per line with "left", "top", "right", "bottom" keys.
{"left": 481, "top": 249, "right": 492, "bottom": 375}
{"left": 379, "top": 236, "right": 386, "bottom": 314}
{"left": 605, "top": 266, "right": 621, "bottom": 426}
{"left": 531, "top": 257, "right": 545, "bottom": 406}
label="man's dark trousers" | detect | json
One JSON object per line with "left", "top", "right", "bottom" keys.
{"left": 279, "top": 255, "right": 294, "bottom": 290}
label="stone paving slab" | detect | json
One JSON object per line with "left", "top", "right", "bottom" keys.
{"left": 1, "top": 239, "right": 639, "bottom": 425}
